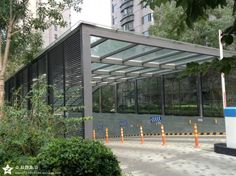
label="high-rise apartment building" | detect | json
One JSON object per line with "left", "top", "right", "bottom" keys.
{"left": 29, "top": 0, "right": 72, "bottom": 48}
{"left": 111, "top": 0, "right": 154, "bottom": 35}
{"left": 42, "top": 9, "right": 71, "bottom": 48}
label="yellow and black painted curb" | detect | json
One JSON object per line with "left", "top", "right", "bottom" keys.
{"left": 98, "top": 132, "right": 226, "bottom": 139}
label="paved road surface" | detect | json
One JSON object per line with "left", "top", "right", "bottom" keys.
{"left": 105, "top": 136, "right": 236, "bottom": 176}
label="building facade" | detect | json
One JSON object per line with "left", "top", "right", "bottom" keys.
{"left": 29, "top": 0, "right": 72, "bottom": 48}
{"left": 42, "top": 9, "right": 72, "bottom": 48}
{"left": 111, "top": 0, "right": 154, "bottom": 35}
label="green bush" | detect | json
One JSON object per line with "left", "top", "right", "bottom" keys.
{"left": 36, "top": 137, "right": 121, "bottom": 176}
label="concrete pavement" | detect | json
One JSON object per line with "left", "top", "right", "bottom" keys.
{"left": 105, "top": 136, "right": 236, "bottom": 176}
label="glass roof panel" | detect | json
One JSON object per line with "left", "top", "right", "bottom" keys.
{"left": 99, "top": 65, "right": 127, "bottom": 71}
{"left": 90, "top": 36, "right": 102, "bottom": 44}
{"left": 133, "top": 68, "right": 158, "bottom": 74}
{"left": 110, "top": 45, "right": 156, "bottom": 60}
{"left": 91, "top": 39, "right": 132, "bottom": 57}
{"left": 91, "top": 63, "right": 109, "bottom": 70}
{"left": 116, "top": 67, "right": 143, "bottom": 73}
{"left": 131, "top": 48, "right": 175, "bottom": 62}
{"left": 151, "top": 52, "right": 196, "bottom": 64}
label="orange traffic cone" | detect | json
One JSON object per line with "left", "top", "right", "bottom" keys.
{"left": 140, "top": 126, "right": 144, "bottom": 144}
{"left": 93, "top": 129, "right": 96, "bottom": 140}
{"left": 105, "top": 128, "right": 109, "bottom": 144}
{"left": 161, "top": 124, "right": 166, "bottom": 145}
{"left": 121, "top": 127, "right": 124, "bottom": 144}
{"left": 193, "top": 123, "right": 200, "bottom": 148}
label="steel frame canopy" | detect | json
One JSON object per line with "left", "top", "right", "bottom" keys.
{"left": 6, "top": 22, "right": 236, "bottom": 138}
{"left": 85, "top": 23, "right": 235, "bottom": 88}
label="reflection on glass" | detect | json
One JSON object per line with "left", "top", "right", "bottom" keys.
{"left": 110, "top": 45, "right": 156, "bottom": 60}
{"left": 138, "top": 77, "right": 162, "bottom": 114}
{"left": 164, "top": 73, "right": 198, "bottom": 116}
{"left": 91, "top": 39, "right": 131, "bottom": 57}
{"left": 117, "top": 82, "right": 135, "bottom": 113}
{"left": 226, "top": 67, "right": 236, "bottom": 106}
{"left": 202, "top": 70, "right": 223, "bottom": 117}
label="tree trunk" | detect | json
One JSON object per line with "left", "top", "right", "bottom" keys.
{"left": 0, "top": 76, "right": 4, "bottom": 118}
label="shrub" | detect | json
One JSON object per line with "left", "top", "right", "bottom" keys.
{"left": 36, "top": 137, "right": 121, "bottom": 176}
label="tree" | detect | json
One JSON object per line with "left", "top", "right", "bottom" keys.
{"left": 142, "top": 0, "right": 236, "bottom": 75}
{"left": 6, "top": 32, "right": 43, "bottom": 79}
{"left": 0, "top": 0, "right": 82, "bottom": 114}
{"left": 149, "top": 1, "right": 235, "bottom": 49}
{"left": 142, "top": 0, "right": 236, "bottom": 44}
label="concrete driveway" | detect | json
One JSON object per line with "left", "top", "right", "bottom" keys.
{"left": 105, "top": 136, "right": 236, "bottom": 176}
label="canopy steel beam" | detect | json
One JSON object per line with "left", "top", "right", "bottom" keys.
{"left": 83, "top": 23, "right": 235, "bottom": 57}
{"left": 99, "top": 43, "right": 138, "bottom": 60}
{"left": 93, "top": 70, "right": 152, "bottom": 77}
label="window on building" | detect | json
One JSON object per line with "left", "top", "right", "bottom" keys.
{"left": 54, "top": 34, "right": 58, "bottom": 40}
{"left": 143, "top": 31, "right": 149, "bottom": 36}
{"left": 112, "top": 16, "right": 116, "bottom": 25}
{"left": 122, "top": 6, "right": 133, "bottom": 17}
{"left": 112, "top": 4, "right": 116, "bottom": 13}
{"left": 142, "top": 13, "right": 154, "bottom": 24}
{"left": 54, "top": 25, "right": 57, "bottom": 31}
{"left": 122, "top": 22, "right": 133, "bottom": 31}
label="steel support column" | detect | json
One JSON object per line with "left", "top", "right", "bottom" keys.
{"left": 135, "top": 80, "right": 139, "bottom": 114}
{"left": 80, "top": 26, "right": 93, "bottom": 139}
{"left": 197, "top": 73, "right": 203, "bottom": 117}
{"left": 62, "top": 43, "right": 66, "bottom": 117}
{"left": 99, "top": 87, "right": 102, "bottom": 112}
{"left": 161, "top": 76, "right": 165, "bottom": 115}
{"left": 114, "top": 83, "right": 118, "bottom": 113}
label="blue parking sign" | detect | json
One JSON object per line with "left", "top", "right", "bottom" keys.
{"left": 150, "top": 116, "right": 162, "bottom": 123}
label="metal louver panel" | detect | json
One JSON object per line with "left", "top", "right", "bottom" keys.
{"left": 64, "top": 31, "right": 84, "bottom": 137}
{"left": 48, "top": 44, "right": 64, "bottom": 110}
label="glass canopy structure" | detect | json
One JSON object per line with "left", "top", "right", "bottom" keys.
{"left": 90, "top": 28, "right": 233, "bottom": 87}
{"left": 5, "top": 22, "right": 236, "bottom": 138}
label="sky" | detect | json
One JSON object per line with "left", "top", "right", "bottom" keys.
{"left": 71, "top": 0, "right": 111, "bottom": 27}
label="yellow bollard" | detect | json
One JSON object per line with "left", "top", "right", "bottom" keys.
{"left": 193, "top": 123, "right": 200, "bottom": 148}
{"left": 161, "top": 124, "right": 166, "bottom": 145}
{"left": 93, "top": 129, "right": 96, "bottom": 140}
{"left": 121, "top": 127, "right": 124, "bottom": 144}
{"left": 105, "top": 128, "right": 109, "bottom": 144}
{"left": 140, "top": 126, "right": 144, "bottom": 144}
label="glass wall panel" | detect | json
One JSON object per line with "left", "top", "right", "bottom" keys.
{"left": 117, "top": 81, "right": 135, "bottom": 113}
{"left": 102, "top": 85, "right": 115, "bottom": 112}
{"left": 226, "top": 67, "right": 236, "bottom": 106}
{"left": 137, "top": 77, "right": 161, "bottom": 114}
{"left": 164, "top": 74, "right": 198, "bottom": 116}
{"left": 93, "top": 89, "right": 99, "bottom": 112}
{"left": 202, "top": 71, "right": 223, "bottom": 117}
